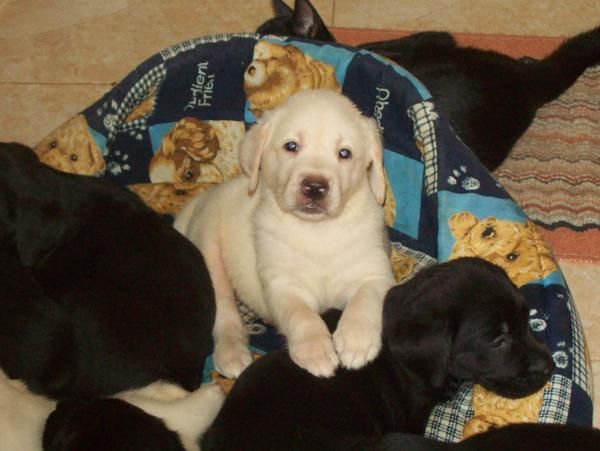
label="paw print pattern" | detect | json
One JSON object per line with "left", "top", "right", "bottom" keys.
{"left": 447, "top": 165, "right": 480, "bottom": 191}
{"left": 106, "top": 150, "right": 131, "bottom": 175}
{"left": 553, "top": 350, "right": 569, "bottom": 369}
{"left": 529, "top": 309, "right": 547, "bottom": 332}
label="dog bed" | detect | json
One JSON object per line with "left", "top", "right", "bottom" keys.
{"left": 35, "top": 33, "right": 593, "bottom": 440}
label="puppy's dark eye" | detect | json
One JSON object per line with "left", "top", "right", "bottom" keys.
{"left": 184, "top": 170, "right": 195, "bottom": 180}
{"left": 506, "top": 252, "right": 519, "bottom": 261}
{"left": 338, "top": 148, "right": 352, "bottom": 159}
{"left": 70, "top": 154, "right": 78, "bottom": 161}
{"left": 49, "top": 140, "right": 58, "bottom": 149}
{"left": 283, "top": 141, "right": 299, "bottom": 152}
{"left": 482, "top": 226, "right": 495, "bottom": 239}
{"left": 175, "top": 189, "right": 186, "bottom": 196}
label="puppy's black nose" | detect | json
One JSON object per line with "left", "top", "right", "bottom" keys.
{"left": 301, "top": 177, "right": 329, "bottom": 200}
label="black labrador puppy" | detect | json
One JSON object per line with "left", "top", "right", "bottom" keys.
{"left": 201, "top": 257, "right": 554, "bottom": 451}
{"left": 257, "top": 0, "right": 600, "bottom": 170}
{"left": 359, "top": 423, "right": 600, "bottom": 450}
{"left": 0, "top": 142, "right": 215, "bottom": 399}
{"left": 43, "top": 399, "right": 185, "bottom": 451}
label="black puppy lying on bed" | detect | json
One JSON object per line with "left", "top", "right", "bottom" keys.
{"left": 358, "top": 423, "right": 600, "bottom": 450}
{"left": 0, "top": 142, "right": 215, "bottom": 399}
{"left": 258, "top": 0, "right": 600, "bottom": 170}
{"left": 202, "top": 257, "right": 554, "bottom": 451}
{"left": 43, "top": 399, "right": 186, "bottom": 451}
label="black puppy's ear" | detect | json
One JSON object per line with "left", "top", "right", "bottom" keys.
{"left": 387, "top": 318, "right": 453, "bottom": 393}
{"left": 383, "top": 278, "right": 455, "bottom": 394}
{"left": 16, "top": 198, "right": 67, "bottom": 267}
{"left": 271, "top": 0, "right": 293, "bottom": 17}
{"left": 292, "top": 0, "right": 335, "bottom": 41}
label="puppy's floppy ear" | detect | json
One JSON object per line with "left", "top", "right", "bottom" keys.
{"left": 383, "top": 281, "right": 454, "bottom": 392}
{"left": 0, "top": 143, "right": 68, "bottom": 267}
{"left": 239, "top": 115, "right": 272, "bottom": 195}
{"left": 387, "top": 316, "right": 453, "bottom": 392}
{"left": 364, "top": 117, "right": 386, "bottom": 205}
{"left": 16, "top": 197, "right": 68, "bottom": 267}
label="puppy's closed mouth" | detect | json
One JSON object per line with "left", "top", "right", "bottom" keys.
{"left": 300, "top": 202, "right": 327, "bottom": 214}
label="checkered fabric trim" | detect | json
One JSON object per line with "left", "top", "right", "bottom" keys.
{"left": 236, "top": 299, "right": 260, "bottom": 325}
{"left": 539, "top": 374, "right": 571, "bottom": 424}
{"left": 106, "top": 64, "right": 167, "bottom": 144}
{"left": 390, "top": 241, "right": 437, "bottom": 276}
{"left": 159, "top": 33, "right": 258, "bottom": 60}
{"left": 424, "top": 382, "right": 474, "bottom": 442}
{"left": 236, "top": 300, "right": 268, "bottom": 337}
{"left": 408, "top": 101, "right": 439, "bottom": 196}
{"left": 566, "top": 295, "right": 592, "bottom": 396}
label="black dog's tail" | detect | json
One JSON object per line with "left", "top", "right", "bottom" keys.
{"left": 525, "top": 25, "right": 600, "bottom": 108}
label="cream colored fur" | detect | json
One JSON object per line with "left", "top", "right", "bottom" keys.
{"left": 0, "top": 370, "right": 224, "bottom": 451}
{"left": 175, "top": 89, "right": 395, "bottom": 379}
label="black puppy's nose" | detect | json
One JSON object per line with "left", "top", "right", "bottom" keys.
{"left": 301, "top": 177, "right": 329, "bottom": 200}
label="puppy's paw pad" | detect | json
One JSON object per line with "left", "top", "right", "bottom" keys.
{"left": 213, "top": 341, "right": 253, "bottom": 379}
{"left": 289, "top": 333, "right": 339, "bottom": 378}
{"left": 333, "top": 323, "right": 381, "bottom": 370}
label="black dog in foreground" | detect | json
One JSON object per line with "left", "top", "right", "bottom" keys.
{"left": 0, "top": 142, "right": 215, "bottom": 399}
{"left": 258, "top": 0, "right": 600, "bottom": 170}
{"left": 359, "top": 423, "right": 600, "bottom": 450}
{"left": 202, "top": 257, "right": 555, "bottom": 451}
{"left": 43, "top": 399, "right": 185, "bottom": 451}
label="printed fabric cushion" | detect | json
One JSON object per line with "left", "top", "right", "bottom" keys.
{"left": 34, "top": 33, "right": 593, "bottom": 441}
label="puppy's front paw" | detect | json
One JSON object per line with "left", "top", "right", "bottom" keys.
{"left": 288, "top": 332, "right": 339, "bottom": 378}
{"left": 213, "top": 338, "right": 253, "bottom": 379}
{"left": 333, "top": 320, "right": 381, "bottom": 370}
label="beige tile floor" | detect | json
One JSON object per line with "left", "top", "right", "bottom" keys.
{"left": 1, "top": 0, "right": 599, "bottom": 426}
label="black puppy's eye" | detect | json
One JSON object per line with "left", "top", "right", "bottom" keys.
{"left": 506, "top": 252, "right": 519, "bottom": 261}
{"left": 70, "top": 154, "right": 78, "bottom": 161}
{"left": 482, "top": 226, "right": 495, "bottom": 239}
{"left": 283, "top": 141, "right": 299, "bottom": 152}
{"left": 338, "top": 148, "right": 352, "bottom": 159}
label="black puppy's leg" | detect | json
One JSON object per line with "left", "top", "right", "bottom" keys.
{"left": 0, "top": 243, "right": 76, "bottom": 397}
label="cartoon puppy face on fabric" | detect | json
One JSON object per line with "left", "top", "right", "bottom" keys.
{"left": 448, "top": 212, "right": 557, "bottom": 287}
{"left": 34, "top": 114, "right": 106, "bottom": 175}
{"left": 149, "top": 118, "right": 244, "bottom": 185}
{"left": 150, "top": 117, "right": 222, "bottom": 184}
{"left": 243, "top": 41, "right": 340, "bottom": 116}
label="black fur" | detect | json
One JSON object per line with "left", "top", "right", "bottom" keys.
{"left": 201, "top": 258, "right": 554, "bottom": 451}
{"left": 43, "top": 399, "right": 185, "bottom": 451}
{"left": 257, "top": 0, "right": 600, "bottom": 170}
{"left": 257, "top": 0, "right": 334, "bottom": 42}
{"left": 0, "top": 142, "right": 215, "bottom": 399}
{"left": 356, "top": 423, "right": 600, "bottom": 450}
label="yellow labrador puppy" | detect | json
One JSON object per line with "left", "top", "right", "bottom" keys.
{"left": 175, "top": 89, "right": 395, "bottom": 378}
